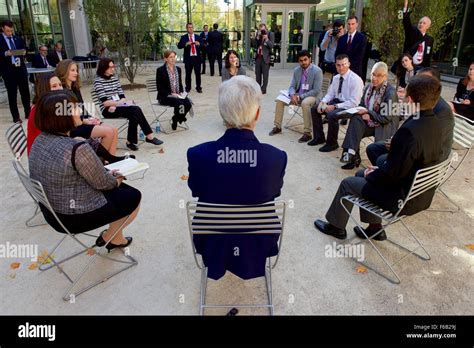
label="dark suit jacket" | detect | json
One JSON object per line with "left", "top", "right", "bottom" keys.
{"left": 335, "top": 31, "right": 367, "bottom": 79}
{"left": 155, "top": 64, "right": 184, "bottom": 103}
{"left": 199, "top": 31, "right": 209, "bottom": 51}
{"left": 31, "top": 53, "right": 52, "bottom": 68}
{"left": 403, "top": 10, "right": 434, "bottom": 67}
{"left": 433, "top": 97, "right": 454, "bottom": 162}
{"left": 47, "top": 50, "right": 67, "bottom": 67}
{"left": 0, "top": 34, "right": 28, "bottom": 78}
{"left": 177, "top": 33, "right": 201, "bottom": 64}
{"left": 187, "top": 128, "right": 287, "bottom": 280}
{"left": 362, "top": 110, "right": 444, "bottom": 215}
{"left": 207, "top": 29, "right": 224, "bottom": 55}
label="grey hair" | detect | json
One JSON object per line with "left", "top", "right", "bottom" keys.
{"left": 371, "top": 61, "right": 388, "bottom": 75}
{"left": 218, "top": 75, "right": 262, "bottom": 129}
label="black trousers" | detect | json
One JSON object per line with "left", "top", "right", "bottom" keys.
{"left": 255, "top": 57, "right": 270, "bottom": 93}
{"left": 208, "top": 52, "right": 222, "bottom": 76}
{"left": 201, "top": 48, "right": 207, "bottom": 73}
{"left": 366, "top": 141, "right": 388, "bottom": 167}
{"left": 342, "top": 115, "right": 375, "bottom": 152}
{"left": 103, "top": 105, "right": 152, "bottom": 144}
{"left": 40, "top": 183, "right": 141, "bottom": 234}
{"left": 3, "top": 68, "right": 31, "bottom": 122}
{"left": 160, "top": 96, "right": 192, "bottom": 122}
{"left": 311, "top": 104, "right": 350, "bottom": 145}
{"left": 185, "top": 56, "right": 201, "bottom": 91}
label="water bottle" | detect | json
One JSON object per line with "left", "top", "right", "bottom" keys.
{"left": 155, "top": 122, "right": 161, "bottom": 134}
{"left": 139, "top": 130, "right": 145, "bottom": 141}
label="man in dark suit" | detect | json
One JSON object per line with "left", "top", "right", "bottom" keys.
{"left": 334, "top": 15, "right": 367, "bottom": 80}
{"left": 177, "top": 22, "right": 202, "bottom": 93}
{"left": 0, "top": 20, "right": 30, "bottom": 123}
{"left": 199, "top": 25, "right": 209, "bottom": 74}
{"left": 207, "top": 23, "right": 224, "bottom": 77}
{"left": 402, "top": 0, "right": 434, "bottom": 67}
{"left": 187, "top": 75, "right": 287, "bottom": 280}
{"left": 366, "top": 67, "right": 454, "bottom": 167}
{"left": 29, "top": 45, "right": 53, "bottom": 83}
{"left": 314, "top": 75, "right": 444, "bottom": 241}
{"left": 48, "top": 41, "right": 67, "bottom": 67}
{"left": 251, "top": 23, "right": 274, "bottom": 94}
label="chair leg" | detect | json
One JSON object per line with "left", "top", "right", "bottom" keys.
{"left": 25, "top": 203, "right": 47, "bottom": 228}
{"left": 264, "top": 258, "right": 274, "bottom": 316}
{"left": 426, "top": 188, "right": 461, "bottom": 213}
{"left": 200, "top": 267, "right": 208, "bottom": 315}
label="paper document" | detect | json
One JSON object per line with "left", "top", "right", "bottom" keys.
{"left": 10, "top": 49, "right": 26, "bottom": 56}
{"left": 168, "top": 92, "right": 188, "bottom": 99}
{"left": 275, "top": 90, "right": 291, "bottom": 104}
{"left": 105, "top": 158, "right": 149, "bottom": 177}
{"left": 337, "top": 107, "right": 365, "bottom": 115}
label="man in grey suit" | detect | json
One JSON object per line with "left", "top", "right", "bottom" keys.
{"left": 251, "top": 23, "right": 274, "bottom": 94}
{"left": 269, "top": 50, "right": 323, "bottom": 143}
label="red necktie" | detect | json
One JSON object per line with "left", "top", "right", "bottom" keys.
{"left": 190, "top": 35, "right": 196, "bottom": 55}
{"left": 417, "top": 43, "right": 423, "bottom": 63}
{"left": 347, "top": 34, "right": 352, "bottom": 49}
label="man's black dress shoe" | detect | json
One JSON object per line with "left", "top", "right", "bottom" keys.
{"left": 354, "top": 226, "right": 387, "bottom": 241}
{"left": 126, "top": 142, "right": 139, "bottom": 151}
{"left": 307, "top": 138, "right": 325, "bottom": 146}
{"left": 319, "top": 143, "right": 339, "bottom": 152}
{"left": 314, "top": 219, "right": 347, "bottom": 239}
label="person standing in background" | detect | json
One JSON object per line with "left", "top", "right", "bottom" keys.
{"left": 207, "top": 23, "right": 224, "bottom": 77}
{"left": 177, "top": 22, "right": 202, "bottom": 93}
{"left": 251, "top": 23, "right": 274, "bottom": 94}
{"left": 199, "top": 25, "right": 209, "bottom": 75}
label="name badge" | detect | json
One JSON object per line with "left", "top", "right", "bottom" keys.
{"left": 111, "top": 94, "right": 120, "bottom": 101}
{"left": 302, "top": 84, "right": 309, "bottom": 91}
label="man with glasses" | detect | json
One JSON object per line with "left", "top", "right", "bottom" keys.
{"left": 309, "top": 54, "right": 364, "bottom": 152}
{"left": 177, "top": 22, "right": 202, "bottom": 93}
{"left": 0, "top": 20, "right": 30, "bottom": 123}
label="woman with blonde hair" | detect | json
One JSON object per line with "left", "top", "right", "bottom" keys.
{"left": 56, "top": 59, "right": 119, "bottom": 154}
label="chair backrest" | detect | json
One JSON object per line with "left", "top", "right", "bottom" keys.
{"left": 146, "top": 78, "right": 157, "bottom": 93}
{"left": 321, "top": 77, "right": 330, "bottom": 95}
{"left": 5, "top": 123, "right": 27, "bottom": 160}
{"left": 12, "top": 160, "right": 71, "bottom": 234}
{"left": 186, "top": 200, "right": 286, "bottom": 268}
{"left": 453, "top": 113, "right": 474, "bottom": 150}
{"left": 404, "top": 156, "right": 452, "bottom": 204}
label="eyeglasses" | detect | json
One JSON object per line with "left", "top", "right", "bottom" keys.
{"left": 108, "top": 65, "right": 116, "bottom": 69}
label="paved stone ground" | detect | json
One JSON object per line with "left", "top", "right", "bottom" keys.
{"left": 0, "top": 65, "right": 473, "bottom": 315}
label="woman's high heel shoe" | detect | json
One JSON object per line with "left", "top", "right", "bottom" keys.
{"left": 95, "top": 233, "right": 133, "bottom": 253}
{"left": 341, "top": 153, "right": 361, "bottom": 170}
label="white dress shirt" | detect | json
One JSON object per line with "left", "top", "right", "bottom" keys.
{"left": 321, "top": 69, "right": 364, "bottom": 109}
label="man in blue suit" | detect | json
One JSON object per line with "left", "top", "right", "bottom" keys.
{"left": 187, "top": 75, "right": 288, "bottom": 280}
{"left": 29, "top": 45, "right": 53, "bottom": 83}
{"left": 177, "top": 22, "right": 202, "bottom": 93}
{"left": 335, "top": 16, "right": 367, "bottom": 80}
{"left": 0, "top": 20, "right": 31, "bottom": 123}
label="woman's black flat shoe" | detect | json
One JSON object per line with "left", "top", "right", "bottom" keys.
{"left": 105, "top": 237, "right": 133, "bottom": 253}
{"left": 95, "top": 230, "right": 107, "bottom": 247}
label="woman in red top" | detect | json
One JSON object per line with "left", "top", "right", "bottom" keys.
{"left": 27, "top": 73, "right": 63, "bottom": 154}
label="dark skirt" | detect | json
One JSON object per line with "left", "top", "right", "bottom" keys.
{"left": 70, "top": 124, "right": 95, "bottom": 139}
{"left": 453, "top": 103, "right": 474, "bottom": 121}
{"left": 40, "top": 183, "right": 141, "bottom": 234}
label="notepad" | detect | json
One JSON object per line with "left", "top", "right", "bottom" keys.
{"left": 167, "top": 92, "right": 188, "bottom": 99}
{"left": 10, "top": 49, "right": 26, "bottom": 56}
{"left": 337, "top": 107, "right": 365, "bottom": 115}
{"left": 105, "top": 158, "right": 149, "bottom": 177}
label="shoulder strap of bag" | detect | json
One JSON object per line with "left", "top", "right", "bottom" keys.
{"left": 71, "top": 141, "right": 87, "bottom": 171}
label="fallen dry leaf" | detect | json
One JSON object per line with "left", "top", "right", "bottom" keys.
{"left": 180, "top": 175, "right": 189, "bottom": 181}
{"left": 9, "top": 273, "right": 16, "bottom": 279}
{"left": 356, "top": 266, "right": 367, "bottom": 274}
{"left": 86, "top": 248, "right": 96, "bottom": 256}
{"left": 465, "top": 178, "right": 470, "bottom": 183}
{"left": 465, "top": 244, "right": 474, "bottom": 251}
{"left": 10, "top": 262, "right": 20, "bottom": 270}
{"left": 316, "top": 186, "right": 321, "bottom": 191}
{"left": 37, "top": 250, "right": 53, "bottom": 264}
{"left": 28, "top": 263, "right": 38, "bottom": 270}
{"left": 158, "top": 148, "right": 165, "bottom": 154}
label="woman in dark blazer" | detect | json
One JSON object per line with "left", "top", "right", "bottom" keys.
{"left": 156, "top": 50, "right": 192, "bottom": 130}
{"left": 340, "top": 62, "right": 399, "bottom": 169}
{"left": 449, "top": 62, "right": 474, "bottom": 120}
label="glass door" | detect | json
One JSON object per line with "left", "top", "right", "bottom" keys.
{"left": 262, "top": 6, "right": 309, "bottom": 69}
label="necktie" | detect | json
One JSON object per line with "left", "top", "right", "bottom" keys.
{"left": 43, "top": 57, "right": 47, "bottom": 66}
{"left": 417, "top": 43, "right": 423, "bottom": 63}
{"left": 338, "top": 76, "right": 344, "bottom": 95}
{"left": 190, "top": 35, "right": 196, "bottom": 55}
{"left": 8, "top": 36, "right": 16, "bottom": 49}
{"left": 347, "top": 34, "right": 352, "bottom": 49}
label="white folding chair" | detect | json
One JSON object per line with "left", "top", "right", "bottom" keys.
{"left": 340, "top": 156, "right": 452, "bottom": 284}
{"left": 429, "top": 113, "right": 474, "bottom": 212}
{"left": 90, "top": 89, "right": 130, "bottom": 148}
{"left": 145, "top": 78, "right": 189, "bottom": 134}
{"left": 5, "top": 123, "right": 46, "bottom": 227}
{"left": 186, "top": 200, "right": 286, "bottom": 315}
{"left": 12, "top": 160, "right": 137, "bottom": 301}
{"left": 284, "top": 77, "right": 330, "bottom": 134}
